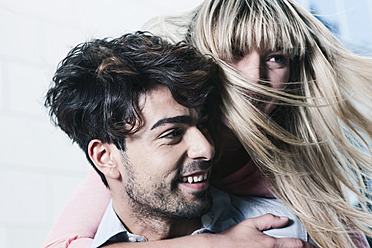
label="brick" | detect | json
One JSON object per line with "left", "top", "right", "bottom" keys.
{"left": 0, "top": 10, "right": 40, "bottom": 63}
{"left": 0, "top": 59, "right": 3, "bottom": 110}
{"left": 0, "top": 227, "right": 8, "bottom": 248}
{"left": 0, "top": 169, "right": 48, "bottom": 224}
{"left": 8, "top": 225, "right": 49, "bottom": 248}
{"left": 0, "top": 115, "right": 89, "bottom": 171}
{"left": 8, "top": 62, "right": 49, "bottom": 116}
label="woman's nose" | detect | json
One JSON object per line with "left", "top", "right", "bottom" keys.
{"left": 232, "top": 50, "right": 266, "bottom": 83}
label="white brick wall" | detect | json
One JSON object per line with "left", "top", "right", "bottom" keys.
{"left": 0, "top": 0, "right": 370, "bottom": 247}
{"left": 0, "top": 1, "right": 203, "bottom": 247}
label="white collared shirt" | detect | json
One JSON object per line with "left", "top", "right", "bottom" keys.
{"left": 91, "top": 187, "right": 312, "bottom": 247}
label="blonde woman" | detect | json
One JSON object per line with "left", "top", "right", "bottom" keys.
{"left": 43, "top": 0, "right": 372, "bottom": 248}
{"left": 146, "top": 0, "right": 372, "bottom": 247}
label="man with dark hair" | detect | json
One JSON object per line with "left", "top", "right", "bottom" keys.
{"left": 45, "top": 32, "right": 220, "bottom": 188}
{"left": 45, "top": 32, "right": 313, "bottom": 248}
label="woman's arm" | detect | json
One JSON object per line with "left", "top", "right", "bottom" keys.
{"left": 103, "top": 214, "right": 316, "bottom": 248}
{"left": 42, "top": 170, "right": 111, "bottom": 248}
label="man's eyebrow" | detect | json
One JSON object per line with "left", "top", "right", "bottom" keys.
{"left": 150, "top": 115, "right": 191, "bottom": 130}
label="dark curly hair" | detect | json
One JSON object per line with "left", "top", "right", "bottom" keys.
{"left": 45, "top": 32, "right": 221, "bottom": 186}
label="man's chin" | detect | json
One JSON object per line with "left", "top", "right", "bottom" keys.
{"left": 181, "top": 190, "right": 212, "bottom": 219}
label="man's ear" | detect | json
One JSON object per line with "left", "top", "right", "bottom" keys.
{"left": 88, "top": 139, "right": 121, "bottom": 180}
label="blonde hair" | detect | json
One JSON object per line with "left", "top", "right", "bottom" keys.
{"left": 145, "top": 0, "right": 372, "bottom": 247}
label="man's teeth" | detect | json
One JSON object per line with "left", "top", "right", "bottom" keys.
{"left": 181, "top": 172, "right": 208, "bottom": 183}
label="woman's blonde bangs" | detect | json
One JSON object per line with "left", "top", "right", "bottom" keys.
{"left": 209, "top": 0, "right": 308, "bottom": 61}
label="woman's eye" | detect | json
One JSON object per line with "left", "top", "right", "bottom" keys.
{"left": 267, "top": 54, "right": 289, "bottom": 68}
{"left": 269, "top": 55, "right": 287, "bottom": 64}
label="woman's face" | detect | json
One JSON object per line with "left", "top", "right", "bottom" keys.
{"left": 231, "top": 48, "right": 290, "bottom": 114}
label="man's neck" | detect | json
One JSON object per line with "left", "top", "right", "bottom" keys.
{"left": 112, "top": 198, "right": 203, "bottom": 241}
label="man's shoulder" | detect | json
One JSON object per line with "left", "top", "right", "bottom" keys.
{"left": 208, "top": 187, "right": 284, "bottom": 217}
{"left": 203, "top": 187, "right": 308, "bottom": 240}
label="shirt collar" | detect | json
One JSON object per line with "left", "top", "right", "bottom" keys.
{"left": 90, "top": 200, "right": 148, "bottom": 247}
{"left": 91, "top": 199, "right": 216, "bottom": 247}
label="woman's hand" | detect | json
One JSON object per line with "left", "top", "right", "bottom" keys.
{"left": 209, "top": 214, "right": 316, "bottom": 248}
{"left": 103, "top": 214, "right": 316, "bottom": 248}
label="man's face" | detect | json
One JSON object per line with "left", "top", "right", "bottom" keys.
{"left": 118, "top": 85, "right": 215, "bottom": 220}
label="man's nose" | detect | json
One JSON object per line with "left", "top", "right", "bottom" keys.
{"left": 186, "top": 127, "right": 215, "bottom": 161}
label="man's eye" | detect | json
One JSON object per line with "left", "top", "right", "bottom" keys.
{"left": 160, "top": 129, "right": 184, "bottom": 139}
